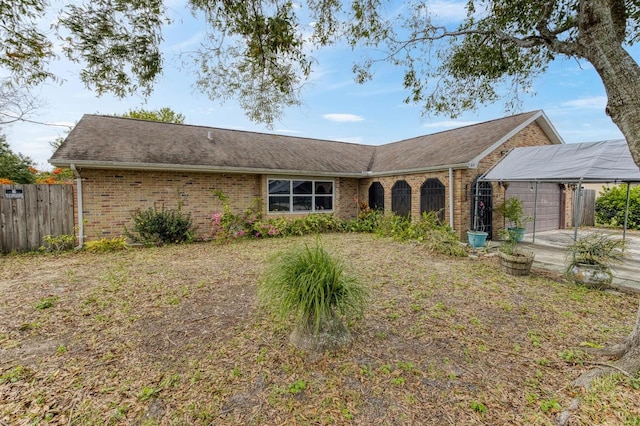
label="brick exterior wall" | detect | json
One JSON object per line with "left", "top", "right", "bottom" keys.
{"left": 76, "top": 169, "right": 261, "bottom": 241}
{"left": 357, "top": 122, "right": 570, "bottom": 240}
{"left": 75, "top": 170, "right": 359, "bottom": 242}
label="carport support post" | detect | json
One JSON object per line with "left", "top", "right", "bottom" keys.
{"left": 532, "top": 181, "right": 538, "bottom": 244}
{"left": 623, "top": 182, "right": 631, "bottom": 248}
{"left": 573, "top": 179, "right": 584, "bottom": 243}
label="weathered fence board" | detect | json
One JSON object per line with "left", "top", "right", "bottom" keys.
{"left": 572, "top": 188, "right": 596, "bottom": 227}
{"left": 579, "top": 189, "right": 596, "bottom": 226}
{"left": 0, "top": 184, "right": 74, "bottom": 253}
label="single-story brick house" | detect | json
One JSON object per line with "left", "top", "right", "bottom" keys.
{"left": 49, "top": 110, "right": 571, "bottom": 244}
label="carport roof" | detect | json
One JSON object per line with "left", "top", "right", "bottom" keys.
{"left": 482, "top": 139, "right": 640, "bottom": 183}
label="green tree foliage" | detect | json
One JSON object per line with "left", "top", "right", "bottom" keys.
{"left": 118, "top": 107, "right": 185, "bottom": 124}
{"left": 0, "top": 133, "right": 36, "bottom": 184}
{"left": 595, "top": 184, "right": 640, "bottom": 230}
{"left": 3, "top": 1, "right": 640, "bottom": 163}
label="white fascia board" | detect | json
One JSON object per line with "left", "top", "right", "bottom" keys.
{"left": 47, "top": 160, "right": 366, "bottom": 178}
{"left": 367, "top": 163, "right": 471, "bottom": 177}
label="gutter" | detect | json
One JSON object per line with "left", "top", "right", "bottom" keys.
{"left": 70, "top": 164, "right": 84, "bottom": 249}
{"left": 50, "top": 160, "right": 473, "bottom": 179}
{"left": 51, "top": 160, "right": 367, "bottom": 178}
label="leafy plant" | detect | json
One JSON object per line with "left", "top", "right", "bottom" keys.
{"left": 35, "top": 296, "right": 58, "bottom": 310}
{"left": 125, "top": 203, "right": 195, "bottom": 245}
{"left": 348, "top": 202, "right": 381, "bottom": 232}
{"left": 138, "top": 386, "right": 161, "bottom": 401}
{"left": 595, "top": 184, "right": 640, "bottom": 230}
{"left": 470, "top": 400, "right": 487, "bottom": 413}
{"left": 84, "top": 237, "right": 128, "bottom": 253}
{"left": 565, "top": 232, "right": 626, "bottom": 271}
{"left": 375, "top": 212, "right": 468, "bottom": 257}
{"left": 40, "top": 234, "right": 75, "bottom": 253}
{"left": 259, "top": 241, "right": 367, "bottom": 350}
{"left": 0, "top": 365, "right": 32, "bottom": 384}
{"left": 496, "top": 197, "right": 531, "bottom": 229}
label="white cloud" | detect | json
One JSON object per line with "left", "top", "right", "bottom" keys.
{"left": 335, "top": 136, "right": 364, "bottom": 144}
{"left": 322, "top": 113, "right": 365, "bottom": 123}
{"left": 423, "top": 120, "right": 479, "bottom": 129}
{"left": 275, "top": 128, "right": 303, "bottom": 135}
{"left": 426, "top": 1, "right": 471, "bottom": 23}
{"left": 167, "top": 32, "right": 204, "bottom": 52}
{"left": 560, "top": 96, "right": 607, "bottom": 109}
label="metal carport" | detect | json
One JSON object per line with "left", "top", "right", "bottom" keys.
{"left": 481, "top": 139, "right": 640, "bottom": 243}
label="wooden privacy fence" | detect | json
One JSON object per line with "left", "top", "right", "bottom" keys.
{"left": 0, "top": 184, "right": 74, "bottom": 253}
{"left": 572, "top": 188, "right": 596, "bottom": 227}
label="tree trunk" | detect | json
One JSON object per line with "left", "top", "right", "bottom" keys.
{"left": 577, "top": 0, "right": 640, "bottom": 167}
{"left": 570, "top": 0, "right": 640, "bottom": 386}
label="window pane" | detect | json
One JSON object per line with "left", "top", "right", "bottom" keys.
{"left": 269, "top": 196, "right": 290, "bottom": 212}
{"left": 293, "top": 180, "right": 312, "bottom": 194}
{"left": 293, "top": 196, "right": 313, "bottom": 211}
{"left": 316, "top": 182, "right": 333, "bottom": 194}
{"left": 315, "top": 196, "right": 333, "bottom": 210}
{"left": 269, "top": 180, "right": 290, "bottom": 195}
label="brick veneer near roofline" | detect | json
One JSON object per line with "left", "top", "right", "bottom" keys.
{"left": 70, "top": 121, "right": 572, "bottom": 242}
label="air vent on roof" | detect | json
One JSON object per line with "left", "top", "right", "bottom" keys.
{"left": 207, "top": 131, "right": 213, "bottom": 141}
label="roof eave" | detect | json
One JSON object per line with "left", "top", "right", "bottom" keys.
{"left": 48, "top": 159, "right": 367, "bottom": 178}
{"left": 368, "top": 162, "right": 472, "bottom": 177}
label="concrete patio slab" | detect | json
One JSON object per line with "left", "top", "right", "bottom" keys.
{"left": 517, "top": 228, "right": 640, "bottom": 293}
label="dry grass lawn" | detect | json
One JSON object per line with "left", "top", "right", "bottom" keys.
{"left": 1, "top": 233, "right": 639, "bottom": 425}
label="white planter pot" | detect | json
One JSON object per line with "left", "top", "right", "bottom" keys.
{"left": 567, "top": 264, "right": 613, "bottom": 289}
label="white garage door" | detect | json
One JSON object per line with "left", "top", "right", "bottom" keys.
{"left": 506, "top": 182, "right": 563, "bottom": 232}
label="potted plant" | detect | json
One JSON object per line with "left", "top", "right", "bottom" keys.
{"left": 468, "top": 199, "right": 489, "bottom": 248}
{"left": 496, "top": 197, "right": 532, "bottom": 242}
{"left": 497, "top": 229, "right": 535, "bottom": 276}
{"left": 566, "top": 233, "right": 625, "bottom": 289}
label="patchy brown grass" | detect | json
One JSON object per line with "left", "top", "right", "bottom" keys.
{"left": 1, "top": 233, "right": 639, "bottom": 425}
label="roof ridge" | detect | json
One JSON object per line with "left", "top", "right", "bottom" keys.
{"left": 381, "top": 110, "right": 541, "bottom": 147}
{"left": 85, "top": 114, "right": 375, "bottom": 148}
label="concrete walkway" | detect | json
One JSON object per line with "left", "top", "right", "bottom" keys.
{"left": 514, "top": 228, "right": 640, "bottom": 293}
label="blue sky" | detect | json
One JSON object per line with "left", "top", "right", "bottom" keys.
{"left": 3, "top": 0, "right": 636, "bottom": 170}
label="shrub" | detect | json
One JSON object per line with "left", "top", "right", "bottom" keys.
{"left": 278, "top": 214, "right": 345, "bottom": 236}
{"left": 259, "top": 241, "right": 367, "bottom": 340}
{"left": 211, "top": 191, "right": 262, "bottom": 241}
{"left": 347, "top": 202, "right": 381, "bottom": 232}
{"left": 375, "top": 212, "right": 468, "bottom": 257}
{"left": 40, "top": 234, "right": 75, "bottom": 253}
{"left": 125, "top": 204, "right": 195, "bottom": 245}
{"left": 84, "top": 237, "right": 128, "bottom": 253}
{"left": 595, "top": 184, "right": 640, "bottom": 230}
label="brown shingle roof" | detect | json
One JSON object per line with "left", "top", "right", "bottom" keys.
{"left": 50, "top": 110, "right": 560, "bottom": 175}
{"left": 50, "top": 115, "right": 375, "bottom": 176}
{"left": 371, "top": 111, "right": 542, "bottom": 173}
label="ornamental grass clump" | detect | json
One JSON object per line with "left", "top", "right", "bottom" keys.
{"left": 259, "top": 242, "right": 367, "bottom": 352}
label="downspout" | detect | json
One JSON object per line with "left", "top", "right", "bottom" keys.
{"left": 448, "top": 168, "right": 454, "bottom": 230}
{"left": 70, "top": 164, "right": 84, "bottom": 249}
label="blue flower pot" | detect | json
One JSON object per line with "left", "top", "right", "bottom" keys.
{"left": 467, "top": 231, "right": 488, "bottom": 248}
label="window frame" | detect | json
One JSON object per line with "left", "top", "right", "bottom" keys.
{"left": 267, "top": 177, "right": 335, "bottom": 214}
